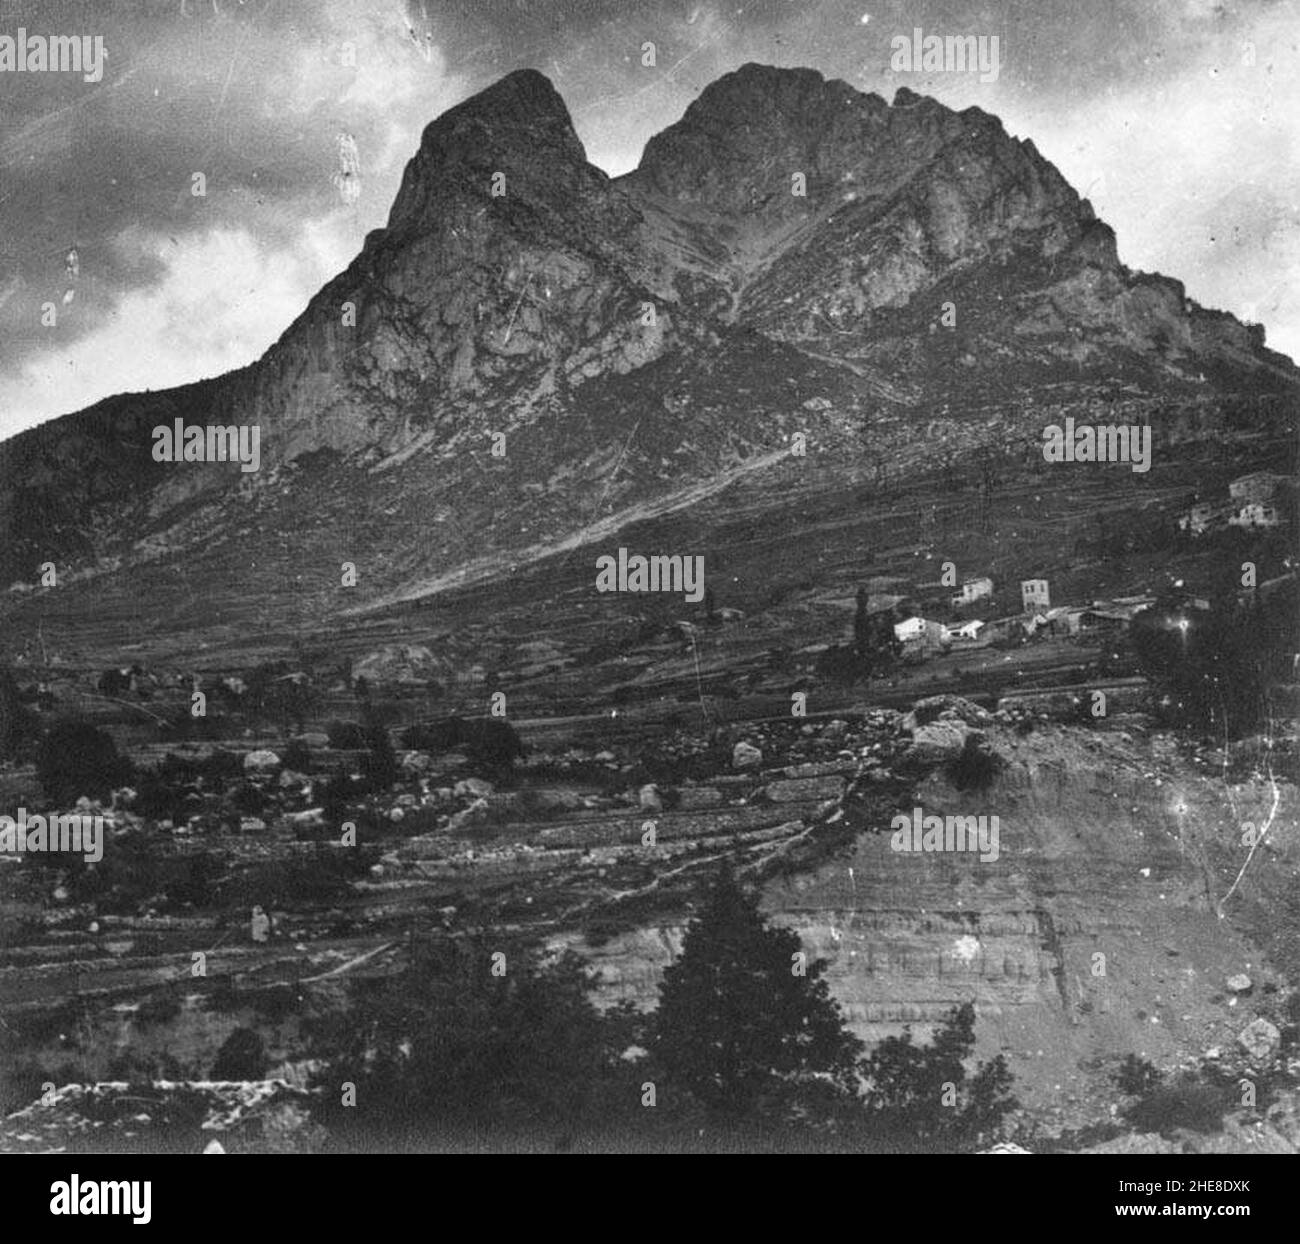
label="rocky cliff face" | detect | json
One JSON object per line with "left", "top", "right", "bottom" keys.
{"left": 1, "top": 64, "right": 1296, "bottom": 628}
{"left": 561, "top": 720, "right": 1300, "bottom": 1120}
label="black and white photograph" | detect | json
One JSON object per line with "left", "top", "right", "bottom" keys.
{"left": 1, "top": 0, "right": 1297, "bottom": 1184}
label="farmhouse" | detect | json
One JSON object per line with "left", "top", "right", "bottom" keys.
{"left": 951, "top": 576, "right": 994, "bottom": 610}
{"left": 1228, "top": 471, "right": 1287, "bottom": 503}
{"left": 1228, "top": 501, "right": 1280, "bottom": 530}
{"left": 1177, "top": 501, "right": 1230, "bottom": 537}
{"left": 1020, "top": 578, "right": 1050, "bottom": 612}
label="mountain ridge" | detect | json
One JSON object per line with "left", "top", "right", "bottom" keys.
{"left": 0, "top": 63, "right": 1295, "bottom": 651}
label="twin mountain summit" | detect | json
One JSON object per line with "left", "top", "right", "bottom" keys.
{"left": 0, "top": 64, "right": 1292, "bottom": 622}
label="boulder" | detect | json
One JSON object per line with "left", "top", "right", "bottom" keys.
{"left": 401, "top": 750, "right": 433, "bottom": 773}
{"left": 904, "top": 722, "right": 968, "bottom": 764}
{"left": 1238, "top": 1017, "right": 1281, "bottom": 1060}
{"left": 448, "top": 797, "right": 490, "bottom": 832}
{"left": 294, "top": 732, "right": 330, "bottom": 749}
{"left": 243, "top": 749, "right": 280, "bottom": 772}
{"left": 534, "top": 789, "right": 586, "bottom": 812}
{"left": 675, "top": 787, "right": 723, "bottom": 810}
{"left": 904, "top": 695, "right": 992, "bottom": 730}
{"left": 763, "top": 775, "right": 845, "bottom": 803}
{"left": 352, "top": 643, "right": 450, "bottom": 685}
{"left": 1226, "top": 973, "right": 1253, "bottom": 994}
{"left": 639, "top": 784, "right": 663, "bottom": 812}
{"left": 454, "top": 777, "right": 494, "bottom": 798}
{"left": 732, "top": 741, "right": 763, "bottom": 769}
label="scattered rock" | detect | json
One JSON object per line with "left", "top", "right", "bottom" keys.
{"left": 674, "top": 787, "right": 723, "bottom": 810}
{"left": 352, "top": 643, "right": 449, "bottom": 685}
{"left": 904, "top": 721, "right": 968, "bottom": 764}
{"left": 454, "top": 777, "right": 494, "bottom": 798}
{"left": 243, "top": 749, "right": 280, "bottom": 773}
{"left": 904, "top": 695, "right": 991, "bottom": 730}
{"left": 448, "top": 798, "right": 490, "bottom": 832}
{"left": 732, "top": 741, "right": 763, "bottom": 769}
{"left": 401, "top": 751, "right": 433, "bottom": 773}
{"left": 1238, "top": 1017, "right": 1281, "bottom": 1060}
{"left": 763, "top": 775, "right": 845, "bottom": 803}
{"left": 533, "top": 789, "right": 585, "bottom": 812}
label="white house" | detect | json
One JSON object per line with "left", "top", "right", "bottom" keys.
{"left": 1228, "top": 472, "right": 1287, "bottom": 503}
{"left": 1021, "top": 578, "right": 1050, "bottom": 612}
{"left": 894, "top": 616, "right": 927, "bottom": 643}
{"left": 1178, "top": 502, "right": 1229, "bottom": 536}
{"left": 951, "top": 576, "right": 994, "bottom": 609}
{"left": 1228, "top": 501, "right": 1280, "bottom": 529}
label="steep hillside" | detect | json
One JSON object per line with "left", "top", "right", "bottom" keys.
{"left": 1, "top": 64, "right": 1296, "bottom": 654}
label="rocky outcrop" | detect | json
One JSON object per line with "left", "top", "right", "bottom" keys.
{"left": 563, "top": 721, "right": 1300, "bottom": 1121}
{"left": 2, "top": 65, "right": 1294, "bottom": 611}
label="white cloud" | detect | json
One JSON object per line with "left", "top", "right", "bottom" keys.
{"left": 0, "top": 220, "right": 354, "bottom": 436}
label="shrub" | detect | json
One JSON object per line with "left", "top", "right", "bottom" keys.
{"left": 1114, "top": 1053, "right": 1162, "bottom": 1097}
{"left": 280, "top": 738, "right": 312, "bottom": 772}
{"left": 948, "top": 734, "right": 1004, "bottom": 792}
{"left": 0, "top": 666, "right": 37, "bottom": 761}
{"left": 861, "top": 1002, "right": 1018, "bottom": 1150}
{"left": 308, "top": 937, "right": 636, "bottom": 1139}
{"left": 36, "top": 720, "right": 131, "bottom": 804}
{"left": 1123, "top": 1073, "right": 1229, "bottom": 1136}
{"left": 326, "top": 720, "right": 367, "bottom": 749}
{"left": 211, "top": 1027, "right": 267, "bottom": 1080}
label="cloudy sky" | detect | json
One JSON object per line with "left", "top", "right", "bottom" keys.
{"left": 1, "top": 0, "right": 1297, "bottom": 439}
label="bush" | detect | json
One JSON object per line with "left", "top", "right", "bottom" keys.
{"left": 308, "top": 937, "right": 637, "bottom": 1140}
{"left": 280, "top": 738, "right": 313, "bottom": 772}
{"left": 1123, "top": 1073, "right": 1229, "bottom": 1136}
{"left": 861, "top": 1002, "right": 1018, "bottom": 1150}
{"left": 0, "top": 666, "right": 37, "bottom": 761}
{"left": 361, "top": 702, "right": 398, "bottom": 790}
{"left": 211, "top": 1027, "right": 267, "bottom": 1080}
{"left": 1114, "top": 1053, "right": 1162, "bottom": 1096}
{"left": 326, "top": 720, "right": 367, "bottom": 749}
{"left": 36, "top": 720, "right": 131, "bottom": 804}
{"left": 948, "top": 735, "right": 1004, "bottom": 792}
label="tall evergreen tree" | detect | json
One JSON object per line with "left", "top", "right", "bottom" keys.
{"left": 861, "top": 1001, "right": 1017, "bottom": 1150}
{"left": 652, "top": 867, "right": 864, "bottom": 1126}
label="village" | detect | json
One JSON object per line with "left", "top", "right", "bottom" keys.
{"left": 866, "top": 468, "right": 1298, "bottom": 672}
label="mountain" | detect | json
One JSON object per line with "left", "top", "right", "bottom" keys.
{"left": 0, "top": 63, "right": 1295, "bottom": 658}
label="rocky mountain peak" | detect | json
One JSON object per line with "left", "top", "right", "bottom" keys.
{"left": 384, "top": 67, "right": 594, "bottom": 239}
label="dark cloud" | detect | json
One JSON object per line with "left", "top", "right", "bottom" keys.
{"left": 1, "top": 0, "right": 1296, "bottom": 434}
